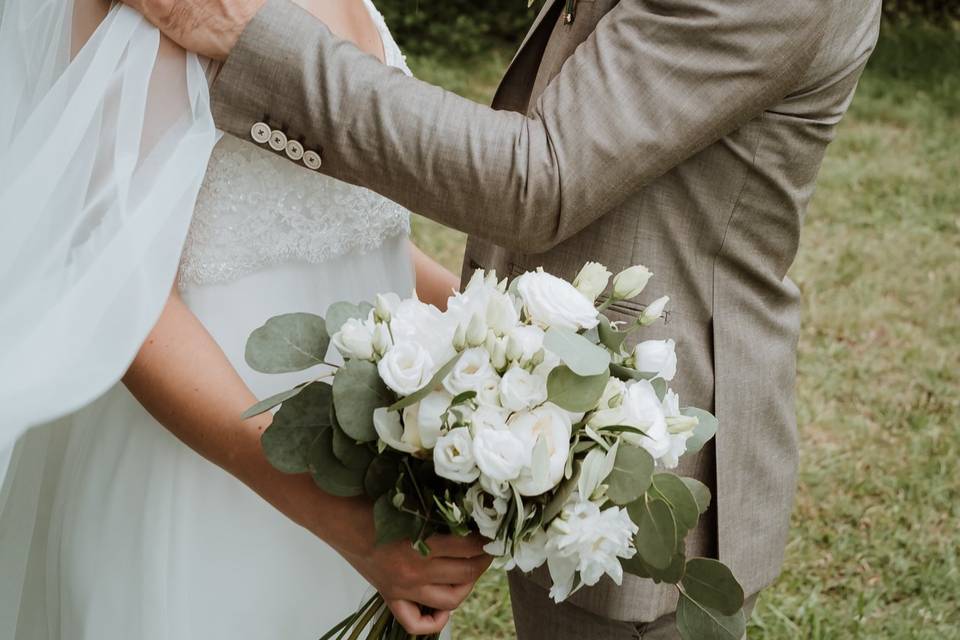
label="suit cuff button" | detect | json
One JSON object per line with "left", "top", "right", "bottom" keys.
{"left": 268, "top": 130, "right": 288, "bottom": 151}
{"left": 250, "top": 122, "right": 271, "bottom": 144}
{"left": 285, "top": 140, "right": 305, "bottom": 161}
{"left": 303, "top": 150, "right": 322, "bottom": 171}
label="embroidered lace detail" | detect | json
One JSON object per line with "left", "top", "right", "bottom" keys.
{"left": 177, "top": 2, "right": 411, "bottom": 286}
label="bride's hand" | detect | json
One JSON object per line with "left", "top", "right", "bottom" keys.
{"left": 309, "top": 497, "right": 492, "bottom": 634}
{"left": 119, "top": 0, "right": 264, "bottom": 60}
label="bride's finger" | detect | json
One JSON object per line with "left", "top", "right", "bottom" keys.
{"left": 387, "top": 599, "right": 450, "bottom": 636}
{"left": 413, "top": 582, "right": 475, "bottom": 611}
{"left": 426, "top": 533, "right": 488, "bottom": 558}
{"left": 423, "top": 555, "right": 492, "bottom": 585}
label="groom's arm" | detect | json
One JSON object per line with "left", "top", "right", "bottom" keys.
{"left": 212, "top": 0, "right": 826, "bottom": 253}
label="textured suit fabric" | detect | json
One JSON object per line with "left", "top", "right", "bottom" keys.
{"left": 211, "top": 0, "right": 882, "bottom": 623}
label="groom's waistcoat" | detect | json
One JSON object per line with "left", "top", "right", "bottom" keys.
{"left": 212, "top": 0, "right": 883, "bottom": 622}
{"left": 462, "top": 0, "right": 882, "bottom": 621}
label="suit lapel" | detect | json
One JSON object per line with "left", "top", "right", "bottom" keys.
{"left": 508, "top": 0, "right": 560, "bottom": 70}
{"left": 492, "top": 0, "right": 563, "bottom": 112}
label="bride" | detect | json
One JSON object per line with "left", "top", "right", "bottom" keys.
{"left": 0, "top": 1, "right": 488, "bottom": 637}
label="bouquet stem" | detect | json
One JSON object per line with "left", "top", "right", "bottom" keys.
{"left": 320, "top": 593, "right": 441, "bottom": 640}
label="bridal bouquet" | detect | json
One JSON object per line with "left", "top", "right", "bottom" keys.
{"left": 243, "top": 264, "right": 746, "bottom": 640}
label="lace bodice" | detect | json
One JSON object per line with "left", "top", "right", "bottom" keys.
{"left": 178, "top": 0, "right": 411, "bottom": 286}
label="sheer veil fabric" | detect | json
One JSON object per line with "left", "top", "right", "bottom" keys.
{"left": 0, "top": 0, "right": 217, "bottom": 632}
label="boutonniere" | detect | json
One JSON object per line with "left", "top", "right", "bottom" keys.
{"left": 563, "top": 0, "right": 578, "bottom": 24}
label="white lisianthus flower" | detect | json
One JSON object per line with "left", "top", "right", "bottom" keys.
{"left": 331, "top": 315, "right": 377, "bottom": 361}
{"left": 378, "top": 341, "right": 435, "bottom": 395}
{"left": 499, "top": 366, "right": 548, "bottom": 412}
{"left": 389, "top": 297, "right": 458, "bottom": 365}
{"left": 470, "top": 405, "right": 510, "bottom": 432}
{"left": 448, "top": 270, "right": 520, "bottom": 336}
{"left": 619, "top": 380, "right": 672, "bottom": 460}
{"left": 480, "top": 474, "right": 512, "bottom": 499}
{"left": 473, "top": 427, "right": 529, "bottom": 483}
{"left": 373, "top": 407, "right": 421, "bottom": 454}
{"left": 444, "top": 347, "right": 499, "bottom": 396}
{"left": 573, "top": 262, "right": 611, "bottom": 302}
{"left": 371, "top": 322, "right": 393, "bottom": 356}
{"left": 513, "top": 527, "right": 550, "bottom": 572}
{"left": 659, "top": 389, "right": 695, "bottom": 469}
{"left": 433, "top": 427, "right": 481, "bottom": 483}
{"left": 633, "top": 338, "right": 677, "bottom": 381}
{"left": 516, "top": 270, "right": 599, "bottom": 332}
{"left": 465, "top": 484, "right": 508, "bottom": 540}
{"left": 507, "top": 325, "right": 545, "bottom": 364}
{"left": 545, "top": 497, "right": 638, "bottom": 602}
{"left": 402, "top": 390, "right": 452, "bottom": 450}
{"left": 611, "top": 265, "right": 652, "bottom": 300}
{"left": 586, "top": 378, "right": 628, "bottom": 429}
{"left": 509, "top": 404, "right": 573, "bottom": 496}
{"left": 639, "top": 295, "right": 670, "bottom": 326}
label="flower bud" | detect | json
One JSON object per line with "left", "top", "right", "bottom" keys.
{"left": 612, "top": 265, "right": 653, "bottom": 300}
{"left": 372, "top": 323, "right": 392, "bottom": 355}
{"left": 453, "top": 323, "right": 467, "bottom": 351}
{"left": 667, "top": 414, "right": 700, "bottom": 434}
{"left": 492, "top": 338, "right": 508, "bottom": 370}
{"left": 505, "top": 335, "right": 524, "bottom": 362}
{"left": 374, "top": 293, "right": 393, "bottom": 322}
{"left": 573, "top": 261, "right": 612, "bottom": 302}
{"left": 639, "top": 295, "right": 669, "bottom": 326}
{"left": 466, "top": 313, "right": 487, "bottom": 347}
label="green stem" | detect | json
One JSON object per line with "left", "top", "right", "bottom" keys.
{"left": 347, "top": 596, "right": 385, "bottom": 640}
{"left": 367, "top": 603, "right": 393, "bottom": 639}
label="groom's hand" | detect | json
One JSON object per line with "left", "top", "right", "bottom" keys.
{"left": 119, "top": 0, "right": 264, "bottom": 60}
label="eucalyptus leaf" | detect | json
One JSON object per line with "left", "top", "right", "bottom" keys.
{"left": 333, "top": 359, "right": 393, "bottom": 442}
{"left": 609, "top": 362, "right": 657, "bottom": 382}
{"left": 547, "top": 366, "right": 610, "bottom": 412}
{"left": 651, "top": 473, "right": 700, "bottom": 534}
{"left": 651, "top": 377, "right": 668, "bottom": 402}
{"left": 365, "top": 454, "right": 401, "bottom": 499}
{"left": 325, "top": 301, "right": 373, "bottom": 336}
{"left": 331, "top": 418, "right": 376, "bottom": 471}
{"left": 676, "top": 592, "right": 746, "bottom": 640}
{"left": 373, "top": 492, "right": 420, "bottom": 546}
{"left": 681, "top": 407, "right": 718, "bottom": 454}
{"left": 630, "top": 498, "right": 677, "bottom": 570}
{"left": 241, "top": 382, "right": 309, "bottom": 419}
{"left": 681, "top": 558, "right": 745, "bottom": 616}
{"left": 245, "top": 313, "right": 329, "bottom": 373}
{"left": 606, "top": 443, "right": 655, "bottom": 506}
{"left": 681, "top": 477, "right": 712, "bottom": 515}
{"left": 260, "top": 383, "right": 332, "bottom": 473}
{"left": 622, "top": 550, "right": 686, "bottom": 584}
{"left": 388, "top": 352, "right": 464, "bottom": 411}
{"left": 597, "top": 314, "right": 629, "bottom": 353}
{"left": 307, "top": 427, "right": 366, "bottom": 497}
{"left": 543, "top": 326, "right": 611, "bottom": 376}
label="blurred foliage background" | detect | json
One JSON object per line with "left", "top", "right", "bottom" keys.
{"left": 377, "top": 2, "right": 960, "bottom": 638}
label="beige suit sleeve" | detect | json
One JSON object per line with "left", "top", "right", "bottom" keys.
{"left": 211, "top": 0, "right": 826, "bottom": 253}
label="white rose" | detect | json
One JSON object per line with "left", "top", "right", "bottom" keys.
{"left": 633, "top": 338, "right": 677, "bottom": 381}
{"left": 373, "top": 407, "right": 421, "bottom": 453}
{"left": 573, "top": 262, "right": 611, "bottom": 302}
{"left": 611, "top": 265, "right": 652, "bottom": 299}
{"left": 473, "top": 427, "right": 529, "bottom": 483}
{"left": 516, "top": 270, "right": 599, "bottom": 332}
{"left": 509, "top": 404, "right": 573, "bottom": 496}
{"left": 470, "top": 405, "right": 510, "bottom": 432}
{"left": 499, "top": 366, "right": 548, "bottom": 412}
{"left": 331, "top": 316, "right": 376, "bottom": 361}
{"left": 444, "top": 347, "right": 499, "bottom": 396}
{"left": 507, "top": 325, "right": 545, "bottom": 364}
{"left": 402, "top": 390, "right": 452, "bottom": 449}
{"left": 619, "top": 380, "right": 671, "bottom": 459}
{"left": 479, "top": 474, "right": 511, "bottom": 499}
{"left": 433, "top": 427, "right": 481, "bottom": 483}
{"left": 378, "top": 341, "right": 435, "bottom": 395}
{"left": 466, "top": 484, "right": 508, "bottom": 539}
{"left": 390, "top": 297, "right": 457, "bottom": 365}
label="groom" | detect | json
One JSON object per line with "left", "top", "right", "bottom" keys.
{"left": 124, "top": 0, "right": 881, "bottom": 636}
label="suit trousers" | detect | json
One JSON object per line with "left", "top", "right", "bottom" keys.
{"left": 509, "top": 572, "right": 758, "bottom": 640}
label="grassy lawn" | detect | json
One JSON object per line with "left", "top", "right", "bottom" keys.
{"left": 405, "top": 22, "right": 960, "bottom": 640}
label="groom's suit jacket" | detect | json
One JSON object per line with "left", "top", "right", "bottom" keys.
{"left": 211, "top": 0, "right": 882, "bottom": 622}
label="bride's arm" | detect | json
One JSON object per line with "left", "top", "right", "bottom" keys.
{"left": 124, "top": 289, "right": 488, "bottom": 633}
{"left": 409, "top": 241, "right": 460, "bottom": 310}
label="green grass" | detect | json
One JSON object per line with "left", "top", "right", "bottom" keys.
{"left": 405, "top": 22, "right": 960, "bottom": 640}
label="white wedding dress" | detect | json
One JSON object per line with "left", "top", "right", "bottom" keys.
{"left": 0, "top": 2, "right": 420, "bottom": 638}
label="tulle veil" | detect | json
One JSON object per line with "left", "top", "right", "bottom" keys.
{"left": 0, "top": 0, "right": 217, "bottom": 632}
